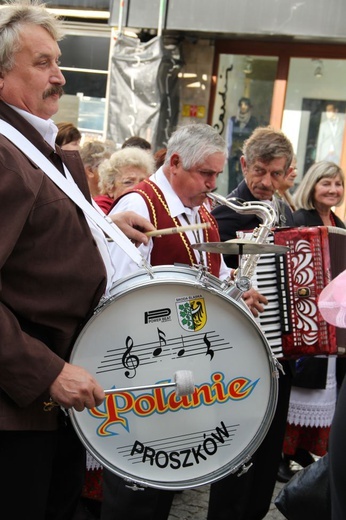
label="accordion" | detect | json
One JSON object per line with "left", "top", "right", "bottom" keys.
{"left": 238, "top": 226, "right": 346, "bottom": 359}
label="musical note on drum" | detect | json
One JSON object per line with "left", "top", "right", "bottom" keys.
{"left": 97, "top": 327, "right": 230, "bottom": 377}
{"left": 152, "top": 328, "right": 166, "bottom": 357}
{"left": 177, "top": 336, "right": 185, "bottom": 357}
{"left": 204, "top": 333, "right": 214, "bottom": 360}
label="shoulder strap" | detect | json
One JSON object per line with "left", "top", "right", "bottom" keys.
{"left": 0, "top": 119, "right": 145, "bottom": 267}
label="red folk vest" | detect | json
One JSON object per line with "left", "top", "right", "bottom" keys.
{"left": 129, "top": 179, "right": 221, "bottom": 277}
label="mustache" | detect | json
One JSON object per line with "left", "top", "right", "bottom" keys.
{"left": 43, "top": 86, "right": 64, "bottom": 99}
{"left": 257, "top": 184, "right": 273, "bottom": 192}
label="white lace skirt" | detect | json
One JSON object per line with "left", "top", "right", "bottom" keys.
{"left": 287, "top": 355, "right": 337, "bottom": 428}
{"left": 86, "top": 451, "right": 103, "bottom": 471}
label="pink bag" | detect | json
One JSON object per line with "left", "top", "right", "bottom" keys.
{"left": 318, "top": 269, "right": 346, "bottom": 328}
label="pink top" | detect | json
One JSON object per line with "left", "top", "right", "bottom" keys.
{"left": 318, "top": 269, "right": 346, "bottom": 328}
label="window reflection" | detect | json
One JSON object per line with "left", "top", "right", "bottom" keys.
{"left": 211, "top": 54, "right": 278, "bottom": 195}
{"left": 282, "top": 58, "right": 346, "bottom": 183}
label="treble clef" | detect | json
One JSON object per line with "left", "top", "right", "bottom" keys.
{"left": 122, "top": 336, "right": 139, "bottom": 379}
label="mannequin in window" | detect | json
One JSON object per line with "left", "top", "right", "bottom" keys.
{"left": 226, "top": 97, "right": 258, "bottom": 191}
{"left": 315, "top": 102, "right": 345, "bottom": 163}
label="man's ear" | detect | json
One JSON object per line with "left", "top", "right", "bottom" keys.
{"left": 170, "top": 153, "right": 180, "bottom": 168}
{"left": 240, "top": 155, "right": 247, "bottom": 176}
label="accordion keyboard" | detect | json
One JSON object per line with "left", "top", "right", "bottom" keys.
{"left": 238, "top": 233, "right": 289, "bottom": 358}
{"left": 250, "top": 252, "right": 287, "bottom": 358}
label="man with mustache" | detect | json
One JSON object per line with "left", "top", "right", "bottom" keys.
{"left": 208, "top": 126, "right": 295, "bottom": 520}
{"left": 44, "top": 85, "right": 64, "bottom": 99}
{"left": 0, "top": 3, "right": 153, "bottom": 519}
{"left": 213, "top": 126, "right": 295, "bottom": 262}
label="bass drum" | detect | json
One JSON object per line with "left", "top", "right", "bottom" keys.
{"left": 69, "top": 265, "right": 278, "bottom": 490}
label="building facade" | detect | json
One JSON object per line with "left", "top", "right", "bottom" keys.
{"left": 3, "top": 0, "right": 345, "bottom": 214}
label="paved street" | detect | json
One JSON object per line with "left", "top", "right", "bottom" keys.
{"left": 168, "top": 480, "right": 286, "bottom": 520}
{"left": 74, "top": 472, "right": 289, "bottom": 519}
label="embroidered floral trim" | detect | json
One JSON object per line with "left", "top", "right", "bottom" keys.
{"left": 142, "top": 180, "right": 197, "bottom": 266}
{"left": 135, "top": 181, "right": 219, "bottom": 273}
{"left": 86, "top": 451, "right": 102, "bottom": 471}
{"left": 133, "top": 186, "right": 158, "bottom": 229}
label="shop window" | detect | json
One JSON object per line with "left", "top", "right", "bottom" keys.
{"left": 282, "top": 58, "right": 346, "bottom": 184}
{"left": 177, "top": 41, "right": 214, "bottom": 128}
{"left": 59, "top": 35, "right": 110, "bottom": 70}
{"left": 53, "top": 32, "right": 111, "bottom": 135}
{"left": 211, "top": 54, "right": 278, "bottom": 195}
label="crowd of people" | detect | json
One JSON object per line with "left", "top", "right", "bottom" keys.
{"left": 0, "top": 2, "right": 346, "bottom": 520}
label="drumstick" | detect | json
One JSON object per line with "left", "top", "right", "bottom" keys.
{"left": 145, "top": 222, "right": 211, "bottom": 237}
{"left": 104, "top": 370, "right": 195, "bottom": 397}
{"left": 43, "top": 371, "right": 195, "bottom": 411}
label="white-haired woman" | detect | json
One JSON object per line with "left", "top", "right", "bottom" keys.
{"left": 94, "top": 147, "right": 155, "bottom": 214}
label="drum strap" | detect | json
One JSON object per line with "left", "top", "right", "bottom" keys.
{"left": 0, "top": 119, "right": 147, "bottom": 269}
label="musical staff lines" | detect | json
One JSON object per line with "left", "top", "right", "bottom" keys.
{"left": 96, "top": 329, "right": 231, "bottom": 377}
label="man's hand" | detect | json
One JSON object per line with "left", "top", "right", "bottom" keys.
{"left": 242, "top": 288, "right": 268, "bottom": 318}
{"left": 49, "top": 363, "right": 104, "bottom": 412}
{"left": 110, "top": 211, "right": 155, "bottom": 247}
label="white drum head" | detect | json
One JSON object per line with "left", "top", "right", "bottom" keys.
{"left": 69, "top": 266, "right": 278, "bottom": 490}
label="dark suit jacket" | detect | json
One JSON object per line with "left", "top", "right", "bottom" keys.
{"left": 207, "top": 182, "right": 294, "bottom": 520}
{"left": 0, "top": 101, "right": 107, "bottom": 430}
{"left": 293, "top": 208, "right": 346, "bottom": 228}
